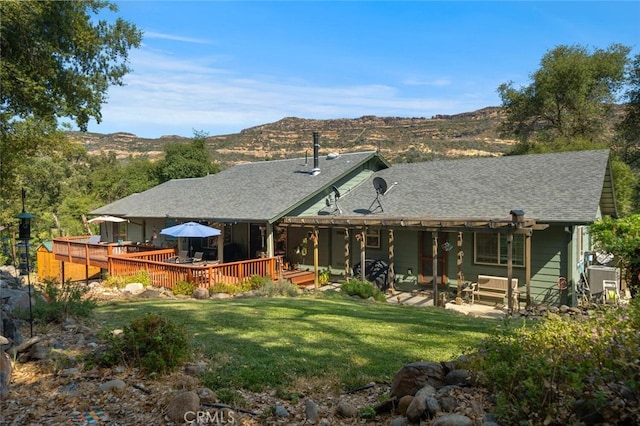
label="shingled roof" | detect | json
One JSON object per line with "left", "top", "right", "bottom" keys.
{"left": 91, "top": 151, "right": 387, "bottom": 223}
{"left": 332, "top": 149, "right": 615, "bottom": 223}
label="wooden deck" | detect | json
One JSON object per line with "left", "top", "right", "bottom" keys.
{"left": 282, "top": 269, "right": 316, "bottom": 287}
{"left": 52, "top": 236, "right": 279, "bottom": 289}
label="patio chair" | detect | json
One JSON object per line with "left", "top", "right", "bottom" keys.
{"left": 178, "top": 250, "right": 189, "bottom": 262}
{"left": 192, "top": 252, "right": 204, "bottom": 263}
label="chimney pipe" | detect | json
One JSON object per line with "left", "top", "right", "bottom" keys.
{"left": 312, "top": 132, "right": 320, "bottom": 175}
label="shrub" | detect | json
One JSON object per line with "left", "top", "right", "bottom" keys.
{"left": 209, "top": 280, "right": 252, "bottom": 295}
{"left": 247, "top": 274, "right": 267, "bottom": 289}
{"left": 341, "top": 279, "right": 386, "bottom": 302}
{"left": 173, "top": 280, "right": 196, "bottom": 296}
{"left": 27, "top": 279, "right": 97, "bottom": 323}
{"left": 464, "top": 300, "right": 640, "bottom": 424}
{"left": 99, "top": 313, "right": 190, "bottom": 375}
{"left": 255, "top": 280, "right": 300, "bottom": 297}
{"left": 102, "top": 269, "right": 151, "bottom": 288}
{"left": 318, "top": 267, "right": 331, "bottom": 285}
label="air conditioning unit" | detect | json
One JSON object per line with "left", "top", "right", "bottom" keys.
{"left": 588, "top": 265, "right": 620, "bottom": 294}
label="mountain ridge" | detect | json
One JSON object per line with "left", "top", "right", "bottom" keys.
{"left": 67, "top": 106, "right": 517, "bottom": 167}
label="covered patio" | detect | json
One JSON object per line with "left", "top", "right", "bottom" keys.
{"left": 280, "top": 211, "right": 548, "bottom": 313}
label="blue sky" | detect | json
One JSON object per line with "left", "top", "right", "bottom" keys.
{"left": 85, "top": 1, "right": 640, "bottom": 138}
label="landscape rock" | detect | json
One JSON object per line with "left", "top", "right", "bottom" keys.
{"left": 432, "top": 413, "right": 474, "bottom": 426}
{"left": 397, "top": 395, "right": 413, "bottom": 416}
{"left": 390, "top": 361, "right": 444, "bottom": 398}
{"left": 138, "top": 288, "right": 161, "bottom": 298}
{"left": 98, "top": 379, "right": 126, "bottom": 392}
{"left": 405, "top": 384, "right": 437, "bottom": 422}
{"left": 166, "top": 390, "right": 200, "bottom": 423}
{"left": 29, "top": 342, "right": 51, "bottom": 360}
{"left": 304, "top": 399, "right": 319, "bottom": 422}
{"left": 123, "top": 282, "right": 145, "bottom": 294}
{"left": 273, "top": 404, "right": 289, "bottom": 417}
{"left": 191, "top": 287, "right": 209, "bottom": 300}
{"left": 0, "top": 350, "right": 11, "bottom": 398}
{"left": 390, "top": 417, "right": 409, "bottom": 426}
{"left": 335, "top": 400, "right": 358, "bottom": 418}
{"left": 444, "top": 369, "right": 471, "bottom": 387}
{"left": 197, "top": 387, "right": 217, "bottom": 403}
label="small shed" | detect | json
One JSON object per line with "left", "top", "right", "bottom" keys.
{"left": 37, "top": 242, "right": 101, "bottom": 282}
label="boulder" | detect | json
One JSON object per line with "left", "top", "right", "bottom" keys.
{"left": 166, "top": 391, "right": 200, "bottom": 423}
{"left": 405, "top": 384, "right": 436, "bottom": 422}
{"left": 397, "top": 395, "right": 413, "bottom": 416}
{"left": 432, "top": 413, "right": 474, "bottom": 426}
{"left": 0, "top": 350, "right": 12, "bottom": 398}
{"left": 335, "top": 400, "right": 358, "bottom": 418}
{"left": 390, "top": 361, "right": 445, "bottom": 397}
{"left": 304, "top": 399, "right": 319, "bottom": 423}
{"left": 191, "top": 287, "right": 209, "bottom": 300}
{"left": 444, "top": 369, "right": 471, "bottom": 387}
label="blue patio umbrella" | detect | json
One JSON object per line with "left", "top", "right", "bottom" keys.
{"left": 160, "top": 222, "right": 221, "bottom": 256}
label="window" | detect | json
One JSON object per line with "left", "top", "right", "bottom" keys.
{"left": 365, "top": 228, "right": 380, "bottom": 248}
{"left": 474, "top": 233, "right": 524, "bottom": 266}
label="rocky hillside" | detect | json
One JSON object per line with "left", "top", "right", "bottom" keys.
{"left": 66, "top": 107, "right": 517, "bottom": 168}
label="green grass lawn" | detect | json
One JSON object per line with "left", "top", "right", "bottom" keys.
{"left": 94, "top": 292, "right": 499, "bottom": 395}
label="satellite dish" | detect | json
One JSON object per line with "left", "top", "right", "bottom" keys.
{"left": 326, "top": 185, "right": 342, "bottom": 215}
{"left": 373, "top": 177, "right": 388, "bottom": 195}
{"left": 332, "top": 185, "right": 341, "bottom": 199}
{"left": 369, "top": 176, "right": 398, "bottom": 213}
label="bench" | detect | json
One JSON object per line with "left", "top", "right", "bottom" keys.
{"left": 473, "top": 275, "right": 519, "bottom": 306}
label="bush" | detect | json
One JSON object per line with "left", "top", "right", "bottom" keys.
{"left": 173, "top": 280, "right": 196, "bottom": 296}
{"left": 464, "top": 301, "right": 640, "bottom": 424}
{"left": 99, "top": 313, "right": 190, "bottom": 375}
{"left": 27, "top": 279, "right": 97, "bottom": 323}
{"left": 102, "top": 269, "right": 151, "bottom": 288}
{"left": 209, "top": 280, "right": 252, "bottom": 295}
{"left": 247, "top": 274, "right": 267, "bottom": 289}
{"left": 255, "top": 280, "right": 300, "bottom": 297}
{"left": 341, "top": 279, "right": 386, "bottom": 302}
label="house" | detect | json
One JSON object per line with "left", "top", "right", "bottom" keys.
{"left": 89, "top": 147, "right": 616, "bottom": 307}
{"left": 282, "top": 149, "right": 617, "bottom": 307}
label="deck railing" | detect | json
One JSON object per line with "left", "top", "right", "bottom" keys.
{"left": 52, "top": 236, "right": 278, "bottom": 289}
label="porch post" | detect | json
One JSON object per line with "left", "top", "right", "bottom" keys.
{"left": 266, "top": 223, "right": 274, "bottom": 258}
{"left": 217, "top": 225, "right": 224, "bottom": 263}
{"left": 507, "top": 230, "right": 514, "bottom": 315}
{"left": 526, "top": 232, "right": 532, "bottom": 307}
{"left": 456, "top": 231, "right": 463, "bottom": 305}
{"left": 388, "top": 229, "right": 395, "bottom": 291}
{"left": 312, "top": 228, "right": 319, "bottom": 289}
{"left": 360, "top": 227, "right": 366, "bottom": 282}
{"left": 432, "top": 231, "right": 438, "bottom": 306}
{"left": 344, "top": 228, "right": 350, "bottom": 280}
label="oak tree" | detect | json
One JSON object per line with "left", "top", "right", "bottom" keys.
{"left": 0, "top": 0, "right": 142, "bottom": 203}
{"left": 498, "top": 44, "right": 630, "bottom": 145}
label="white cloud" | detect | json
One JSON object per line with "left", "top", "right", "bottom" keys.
{"left": 143, "top": 30, "right": 215, "bottom": 45}
{"left": 89, "top": 47, "right": 490, "bottom": 137}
